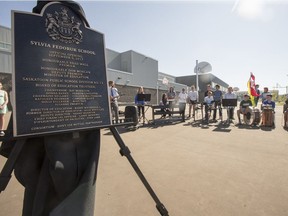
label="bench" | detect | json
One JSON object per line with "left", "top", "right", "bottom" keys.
{"left": 151, "top": 104, "right": 185, "bottom": 123}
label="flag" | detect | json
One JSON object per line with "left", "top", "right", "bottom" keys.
{"left": 247, "top": 72, "right": 260, "bottom": 106}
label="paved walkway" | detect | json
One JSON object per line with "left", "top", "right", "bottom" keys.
{"left": 1, "top": 105, "right": 288, "bottom": 216}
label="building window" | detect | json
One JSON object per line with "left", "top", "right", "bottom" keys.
{"left": 0, "top": 41, "right": 11, "bottom": 50}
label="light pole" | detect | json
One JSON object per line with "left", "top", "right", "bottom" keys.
{"left": 196, "top": 60, "right": 199, "bottom": 102}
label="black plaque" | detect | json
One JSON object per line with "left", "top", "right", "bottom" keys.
{"left": 12, "top": 2, "right": 111, "bottom": 137}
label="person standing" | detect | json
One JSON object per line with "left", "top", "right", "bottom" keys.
{"left": 254, "top": 84, "right": 260, "bottom": 107}
{"left": 0, "top": 82, "right": 8, "bottom": 136}
{"left": 108, "top": 80, "right": 120, "bottom": 123}
{"left": 178, "top": 88, "right": 187, "bottom": 119}
{"left": 167, "top": 86, "right": 176, "bottom": 104}
{"left": 167, "top": 86, "right": 176, "bottom": 114}
{"left": 260, "top": 87, "right": 271, "bottom": 103}
{"left": 187, "top": 85, "right": 198, "bottom": 118}
{"left": 135, "top": 86, "right": 146, "bottom": 121}
{"left": 204, "top": 84, "right": 213, "bottom": 97}
{"left": 223, "top": 86, "right": 237, "bottom": 120}
{"left": 213, "top": 84, "right": 222, "bottom": 121}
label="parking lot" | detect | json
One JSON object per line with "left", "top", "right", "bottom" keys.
{"left": 1, "top": 105, "right": 288, "bottom": 216}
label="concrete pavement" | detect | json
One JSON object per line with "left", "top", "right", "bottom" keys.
{"left": 1, "top": 105, "right": 288, "bottom": 216}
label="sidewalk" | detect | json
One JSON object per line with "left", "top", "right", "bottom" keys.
{"left": 1, "top": 105, "right": 288, "bottom": 216}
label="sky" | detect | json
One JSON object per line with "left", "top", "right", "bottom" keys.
{"left": 1, "top": 0, "right": 288, "bottom": 94}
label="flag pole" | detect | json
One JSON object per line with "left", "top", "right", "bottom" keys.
{"left": 196, "top": 60, "right": 199, "bottom": 102}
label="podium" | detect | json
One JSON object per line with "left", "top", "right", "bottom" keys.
{"left": 137, "top": 94, "right": 151, "bottom": 102}
{"left": 136, "top": 94, "right": 151, "bottom": 124}
{"left": 222, "top": 99, "right": 237, "bottom": 123}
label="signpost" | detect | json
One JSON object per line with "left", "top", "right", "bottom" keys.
{"left": 13, "top": 4, "right": 110, "bottom": 137}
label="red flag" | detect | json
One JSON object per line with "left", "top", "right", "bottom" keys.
{"left": 248, "top": 73, "right": 260, "bottom": 97}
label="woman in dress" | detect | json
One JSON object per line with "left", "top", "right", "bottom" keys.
{"left": 0, "top": 82, "right": 8, "bottom": 136}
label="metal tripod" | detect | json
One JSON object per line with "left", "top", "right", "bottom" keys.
{"left": 110, "top": 126, "right": 169, "bottom": 216}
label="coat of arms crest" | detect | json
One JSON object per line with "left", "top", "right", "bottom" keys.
{"left": 45, "top": 7, "right": 83, "bottom": 44}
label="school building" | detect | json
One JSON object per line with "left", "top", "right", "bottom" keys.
{"left": 0, "top": 25, "right": 229, "bottom": 104}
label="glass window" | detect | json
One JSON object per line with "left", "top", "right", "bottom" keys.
{"left": 0, "top": 42, "right": 11, "bottom": 50}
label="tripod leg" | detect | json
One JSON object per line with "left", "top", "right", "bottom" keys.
{"left": 109, "top": 126, "right": 169, "bottom": 216}
{"left": 0, "top": 139, "right": 26, "bottom": 193}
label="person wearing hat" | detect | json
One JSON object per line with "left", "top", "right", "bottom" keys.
{"left": 237, "top": 94, "right": 252, "bottom": 124}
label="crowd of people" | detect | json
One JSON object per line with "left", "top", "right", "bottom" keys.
{"left": 0, "top": 80, "right": 285, "bottom": 137}
{"left": 193, "top": 84, "right": 287, "bottom": 127}
{"left": 108, "top": 81, "right": 288, "bottom": 128}
{"left": 187, "top": 84, "right": 281, "bottom": 126}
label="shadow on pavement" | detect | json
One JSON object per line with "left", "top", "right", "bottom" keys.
{"left": 235, "top": 123, "right": 261, "bottom": 130}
